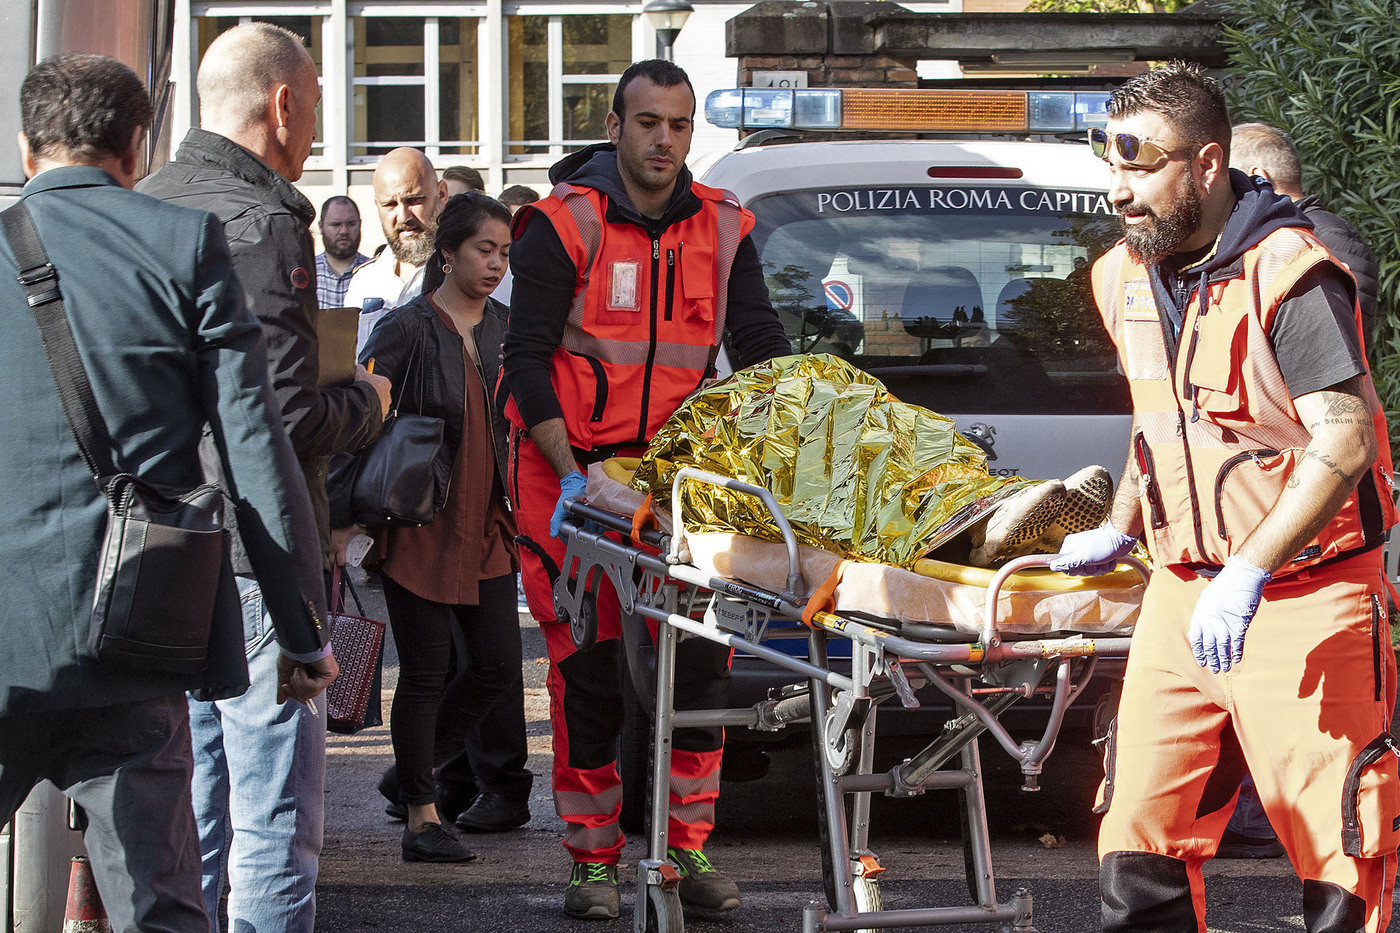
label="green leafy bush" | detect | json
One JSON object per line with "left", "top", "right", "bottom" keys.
{"left": 1221, "top": 0, "right": 1400, "bottom": 447}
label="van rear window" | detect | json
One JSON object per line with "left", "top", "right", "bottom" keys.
{"left": 748, "top": 186, "right": 1131, "bottom": 416}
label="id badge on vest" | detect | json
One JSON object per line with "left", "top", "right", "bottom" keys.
{"left": 608, "top": 260, "right": 641, "bottom": 313}
{"left": 1121, "top": 279, "right": 1169, "bottom": 382}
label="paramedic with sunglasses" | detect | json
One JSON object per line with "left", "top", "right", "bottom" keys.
{"left": 1054, "top": 61, "right": 1399, "bottom": 933}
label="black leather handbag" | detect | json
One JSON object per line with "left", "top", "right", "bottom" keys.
{"left": 3, "top": 203, "right": 225, "bottom": 675}
{"left": 347, "top": 328, "right": 446, "bottom": 526}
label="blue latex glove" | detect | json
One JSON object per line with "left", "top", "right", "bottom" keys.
{"left": 550, "top": 471, "right": 588, "bottom": 539}
{"left": 1188, "top": 556, "right": 1271, "bottom": 673}
{"left": 1048, "top": 524, "right": 1138, "bottom": 576}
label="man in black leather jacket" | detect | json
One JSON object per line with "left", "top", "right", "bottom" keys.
{"left": 138, "top": 22, "right": 391, "bottom": 933}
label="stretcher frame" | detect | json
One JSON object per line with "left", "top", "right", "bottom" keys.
{"left": 552, "top": 467, "right": 1145, "bottom": 933}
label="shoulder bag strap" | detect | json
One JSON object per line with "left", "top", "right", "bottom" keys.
{"left": 1, "top": 202, "right": 118, "bottom": 481}
{"left": 396, "top": 307, "right": 430, "bottom": 417}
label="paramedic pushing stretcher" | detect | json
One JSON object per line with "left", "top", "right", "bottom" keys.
{"left": 1050, "top": 62, "right": 1400, "bottom": 932}
{"left": 501, "top": 60, "right": 789, "bottom": 922}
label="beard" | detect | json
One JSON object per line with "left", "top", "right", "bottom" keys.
{"left": 324, "top": 237, "right": 360, "bottom": 263}
{"left": 388, "top": 223, "right": 437, "bottom": 266}
{"left": 1120, "top": 175, "right": 1202, "bottom": 266}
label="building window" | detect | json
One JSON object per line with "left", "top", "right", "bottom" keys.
{"left": 194, "top": 15, "right": 325, "bottom": 159}
{"left": 439, "top": 18, "right": 480, "bottom": 156}
{"left": 507, "top": 13, "right": 629, "bottom": 157}
{"left": 351, "top": 16, "right": 480, "bottom": 160}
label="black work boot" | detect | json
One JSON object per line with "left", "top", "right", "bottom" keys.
{"left": 668, "top": 846, "right": 741, "bottom": 915}
{"left": 564, "top": 862, "right": 619, "bottom": 920}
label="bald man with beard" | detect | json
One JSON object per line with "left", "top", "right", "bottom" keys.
{"left": 345, "top": 146, "right": 449, "bottom": 350}
{"left": 140, "top": 22, "right": 390, "bottom": 933}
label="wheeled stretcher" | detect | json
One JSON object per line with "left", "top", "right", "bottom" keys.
{"left": 552, "top": 462, "right": 1147, "bottom": 933}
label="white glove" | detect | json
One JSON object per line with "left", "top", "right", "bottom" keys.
{"left": 1188, "top": 556, "right": 1270, "bottom": 674}
{"left": 1048, "top": 524, "right": 1138, "bottom": 576}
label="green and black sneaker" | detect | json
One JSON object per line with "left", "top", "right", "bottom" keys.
{"left": 667, "top": 846, "right": 741, "bottom": 915}
{"left": 564, "top": 861, "right": 619, "bottom": 920}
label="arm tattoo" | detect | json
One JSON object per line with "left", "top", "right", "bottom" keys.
{"left": 1304, "top": 386, "right": 1368, "bottom": 434}
{"left": 1303, "top": 448, "right": 1356, "bottom": 482}
{"left": 1321, "top": 393, "right": 1367, "bottom": 427}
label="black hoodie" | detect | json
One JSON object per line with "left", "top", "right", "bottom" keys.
{"left": 502, "top": 143, "right": 789, "bottom": 432}
{"left": 1147, "top": 169, "right": 1363, "bottom": 399}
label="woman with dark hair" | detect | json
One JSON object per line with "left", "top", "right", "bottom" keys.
{"left": 358, "top": 192, "right": 525, "bottom": 862}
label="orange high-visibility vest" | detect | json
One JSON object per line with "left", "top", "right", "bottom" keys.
{"left": 1092, "top": 227, "right": 1396, "bottom": 573}
{"left": 511, "top": 181, "right": 753, "bottom": 453}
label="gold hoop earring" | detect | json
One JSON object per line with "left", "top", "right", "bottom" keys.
{"left": 442, "top": 262, "right": 452, "bottom": 274}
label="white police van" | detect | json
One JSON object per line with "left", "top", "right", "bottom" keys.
{"left": 703, "top": 86, "right": 1130, "bottom": 482}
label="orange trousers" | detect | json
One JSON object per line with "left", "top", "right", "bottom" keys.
{"left": 509, "top": 433, "right": 728, "bottom": 864}
{"left": 1099, "top": 553, "right": 1400, "bottom": 932}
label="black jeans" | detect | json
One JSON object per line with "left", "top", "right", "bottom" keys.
{"left": 382, "top": 573, "right": 529, "bottom": 805}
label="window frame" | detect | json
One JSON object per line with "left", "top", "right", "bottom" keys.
{"left": 184, "top": 0, "right": 644, "bottom": 178}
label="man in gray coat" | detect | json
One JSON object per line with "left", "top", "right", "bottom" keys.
{"left": 0, "top": 54, "right": 333, "bottom": 932}
{"left": 139, "top": 23, "right": 390, "bottom": 933}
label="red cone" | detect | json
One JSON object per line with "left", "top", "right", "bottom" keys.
{"left": 62, "top": 856, "right": 110, "bottom": 933}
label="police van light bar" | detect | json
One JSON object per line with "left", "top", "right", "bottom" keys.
{"left": 704, "top": 88, "right": 1111, "bottom": 134}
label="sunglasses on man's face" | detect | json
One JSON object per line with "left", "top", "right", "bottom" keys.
{"left": 1088, "top": 127, "right": 1194, "bottom": 169}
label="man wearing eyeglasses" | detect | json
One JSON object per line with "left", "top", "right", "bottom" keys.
{"left": 1051, "top": 61, "right": 1399, "bottom": 932}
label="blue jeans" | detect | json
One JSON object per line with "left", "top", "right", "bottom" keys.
{"left": 1226, "top": 772, "right": 1278, "bottom": 840}
{"left": 188, "top": 576, "right": 325, "bottom": 933}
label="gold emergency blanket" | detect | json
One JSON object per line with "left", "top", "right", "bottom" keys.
{"left": 629, "top": 354, "right": 1024, "bottom": 567}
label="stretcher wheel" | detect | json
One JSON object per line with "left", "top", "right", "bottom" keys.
{"left": 642, "top": 885, "right": 684, "bottom": 933}
{"left": 823, "top": 709, "right": 857, "bottom": 777}
{"left": 853, "top": 875, "right": 883, "bottom": 933}
{"left": 569, "top": 588, "right": 599, "bottom": 650}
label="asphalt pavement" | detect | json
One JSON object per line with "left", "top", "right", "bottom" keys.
{"left": 312, "top": 572, "right": 1315, "bottom": 933}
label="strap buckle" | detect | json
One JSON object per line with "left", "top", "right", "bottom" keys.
{"left": 18, "top": 262, "right": 60, "bottom": 307}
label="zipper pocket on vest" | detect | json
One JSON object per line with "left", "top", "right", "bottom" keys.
{"left": 664, "top": 247, "right": 676, "bottom": 322}
{"left": 570, "top": 350, "right": 609, "bottom": 423}
{"left": 1134, "top": 432, "right": 1168, "bottom": 529}
{"left": 1179, "top": 281, "right": 1214, "bottom": 423}
{"left": 1214, "top": 448, "right": 1280, "bottom": 540}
